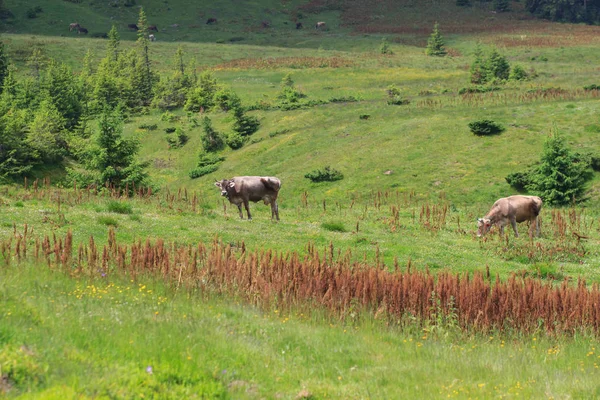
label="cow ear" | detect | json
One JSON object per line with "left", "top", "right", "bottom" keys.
{"left": 214, "top": 181, "right": 221, "bottom": 188}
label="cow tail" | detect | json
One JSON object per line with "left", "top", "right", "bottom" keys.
{"left": 261, "top": 178, "right": 281, "bottom": 192}
{"left": 531, "top": 201, "right": 541, "bottom": 217}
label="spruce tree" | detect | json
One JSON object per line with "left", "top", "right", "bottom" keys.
{"left": 27, "top": 98, "right": 66, "bottom": 162}
{"left": 527, "top": 130, "right": 593, "bottom": 205}
{"left": 41, "top": 60, "right": 82, "bottom": 129}
{"left": 135, "top": 8, "right": 155, "bottom": 106}
{"left": 200, "top": 116, "right": 224, "bottom": 152}
{"left": 107, "top": 25, "right": 120, "bottom": 63}
{"left": 425, "top": 23, "right": 447, "bottom": 57}
{"left": 0, "top": 40, "right": 8, "bottom": 93}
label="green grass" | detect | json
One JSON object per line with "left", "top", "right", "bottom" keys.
{"left": 3, "top": 264, "right": 600, "bottom": 399}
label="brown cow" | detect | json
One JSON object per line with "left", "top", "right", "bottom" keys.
{"left": 128, "top": 23, "right": 139, "bottom": 31}
{"left": 69, "top": 23, "right": 80, "bottom": 32}
{"left": 296, "top": 22, "right": 303, "bottom": 29}
{"left": 477, "top": 195, "right": 543, "bottom": 238}
{"left": 315, "top": 21, "right": 326, "bottom": 30}
{"left": 77, "top": 26, "right": 88, "bottom": 35}
{"left": 206, "top": 17, "right": 217, "bottom": 24}
{"left": 215, "top": 176, "right": 282, "bottom": 221}
{"left": 148, "top": 25, "right": 158, "bottom": 32}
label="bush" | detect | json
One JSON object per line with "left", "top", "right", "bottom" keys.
{"left": 380, "top": 37, "right": 393, "bottom": 55}
{"left": 225, "top": 131, "right": 246, "bottom": 150}
{"left": 164, "top": 127, "right": 176, "bottom": 133}
{"left": 160, "top": 112, "right": 177, "bottom": 122}
{"left": 200, "top": 117, "right": 224, "bottom": 152}
{"left": 138, "top": 123, "right": 158, "bottom": 131}
{"left": 509, "top": 64, "right": 529, "bottom": 81}
{"left": 321, "top": 221, "right": 347, "bottom": 232}
{"left": 232, "top": 109, "right": 260, "bottom": 136}
{"left": 305, "top": 166, "right": 344, "bottom": 182}
{"left": 583, "top": 84, "right": 600, "bottom": 91}
{"left": 468, "top": 119, "right": 505, "bottom": 136}
{"left": 25, "top": 8, "right": 38, "bottom": 18}
{"left": 505, "top": 171, "right": 531, "bottom": 191}
{"left": 386, "top": 85, "right": 410, "bottom": 105}
{"left": 107, "top": 200, "right": 133, "bottom": 214}
{"left": 189, "top": 164, "right": 219, "bottom": 179}
{"left": 458, "top": 86, "right": 500, "bottom": 95}
{"left": 167, "top": 127, "right": 189, "bottom": 149}
{"left": 97, "top": 216, "right": 119, "bottom": 226}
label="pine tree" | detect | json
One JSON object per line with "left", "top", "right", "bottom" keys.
{"left": 0, "top": 40, "right": 8, "bottom": 93}
{"left": 135, "top": 7, "right": 155, "bottom": 106}
{"left": 527, "top": 130, "right": 593, "bottom": 205}
{"left": 106, "top": 25, "right": 120, "bottom": 63}
{"left": 494, "top": 0, "right": 510, "bottom": 12}
{"left": 41, "top": 60, "right": 82, "bottom": 129}
{"left": 425, "top": 23, "right": 447, "bottom": 57}
{"left": 200, "top": 116, "right": 224, "bottom": 152}
{"left": 184, "top": 71, "right": 217, "bottom": 112}
{"left": 26, "top": 47, "right": 46, "bottom": 79}
{"left": 27, "top": 98, "right": 66, "bottom": 162}
{"left": 484, "top": 48, "right": 510, "bottom": 82}
{"left": 469, "top": 42, "right": 486, "bottom": 84}
{"left": 85, "top": 108, "right": 150, "bottom": 189}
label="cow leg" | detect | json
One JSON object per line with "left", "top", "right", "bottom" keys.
{"left": 271, "top": 201, "right": 279, "bottom": 221}
{"left": 510, "top": 218, "right": 519, "bottom": 237}
{"left": 236, "top": 204, "right": 243, "bottom": 219}
{"left": 243, "top": 199, "right": 252, "bottom": 220}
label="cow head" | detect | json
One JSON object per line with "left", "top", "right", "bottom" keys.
{"left": 214, "top": 179, "right": 235, "bottom": 197}
{"left": 477, "top": 218, "right": 492, "bottom": 237}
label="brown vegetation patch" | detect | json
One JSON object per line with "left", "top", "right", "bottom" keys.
{"left": 214, "top": 56, "right": 354, "bottom": 70}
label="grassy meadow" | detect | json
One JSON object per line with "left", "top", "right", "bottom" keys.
{"left": 2, "top": 0, "right": 600, "bottom": 397}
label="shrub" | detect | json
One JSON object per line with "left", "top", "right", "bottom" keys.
{"left": 359, "top": 114, "right": 370, "bottom": 120}
{"left": 583, "top": 84, "right": 600, "bottom": 91}
{"left": 458, "top": 86, "right": 500, "bottom": 94}
{"left": 25, "top": 8, "right": 38, "bottom": 18}
{"left": 328, "top": 96, "right": 359, "bottom": 103}
{"left": 107, "top": 200, "right": 133, "bottom": 214}
{"left": 321, "top": 221, "right": 347, "bottom": 232}
{"left": 138, "top": 123, "right": 157, "bottom": 131}
{"left": 164, "top": 127, "right": 176, "bottom": 133}
{"left": 305, "top": 166, "right": 344, "bottom": 182}
{"left": 386, "top": 85, "right": 409, "bottom": 105}
{"left": 380, "top": 37, "right": 393, "bottom": 55}
{"left": 468, "top": 119, "right": 505, "bottom": 136}
{"left": 225, "top": 131, "right": 246, "bottom": 150}
{"left": 0, "top": 344, "right": 47, "bottom": 390}
{"left": 509, "top": 64, "right": 529, "bottom": 81}
{"left": 160, "top": 112, "right": 177, "bottom": 122}
{"left": 268, "top": 129, "right": 290, "bottom": 138}
{"left": 97, "top": 216, "right": 119, "bottom": 226}
{"left": 189, "top": 164, "right": 219, "bottom": 179}
{"left": 167, "top": 127, "right": 189, "bottom": 149}
{"left": 505, "top": 171, "right": 532, "bottom": 191}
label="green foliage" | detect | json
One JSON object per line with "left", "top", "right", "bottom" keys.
{"left": 200, "top": 116, "right": 224, "bottom": 152}
{"left": 214, "top": 86, "right": 241, "bottom": 112}
{"left": 0, "top": 41, "right": 8, "bottom": 93}
{"left": 386, "top": 85, "right": 409, "bottom": 105}
{"left": 225, "top": 131, "right": 246, "bottom": 150}
{"left": 505, "top": 171, "right": 532, "bottom": 191}
{"left": 277, "top": 73, "right": 306, "bottom": 107}
{"left": 27, "top": 98, "right": 66, "bottom": 162}
{"left": 456, "top": 0, "right": 471, "bottom": 6}
{"left": 379, "top": 37, "right": 393, "bottom": 55}
{"left": 166, "top": 127, "right": 188, "bottom": 149}
{"left": 583, "top": 84, "right": 600, "bottom": 91}
{"left": 470, "top": 46, "right": 511, "bottom": 84}
{"left": 458, "top": 86, "right": 500, "bottom": 94}
{"left": 77, "top": 108, "right": 150, "bottom": 190}
{"left": 525, "top": 131, "right": 594, "bottom": 205}
{"left": 494, "top": 0, "right": 510, "bottom": 12}
{"left": 321, "top": 221, "right": 347, "bottom": 232}
{"left": 0, "top": 344, "right": 47, "bottom": 391}
{"left": 468, "top": 119, "right": 505, "bottom": 136}
{"left": 189, "top": 152, "right": 224, "bottom": 178}
{"left": 305, "top": 166, "right": 344, "bottom": 182}
{"left": 107, "top": 200, "right": 133, "bottom": 214}
{"left": 232, "top": 108, "right": 260, "bottom": 137}
{"left": 509, "top": 64, "right": 529, "bottom": 81}
{"left": 184, "top": 71, "right": 218, "bottom": 113}
{"left": 525, "top": 0, "right": 600, "bottom": 24}
{"left": 425, "top": 23, "right": 446, "bottom": 57}
{"left": 97, "top": 215, "right": 119, "bottom": 226}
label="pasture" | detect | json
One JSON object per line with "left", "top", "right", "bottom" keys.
{"left": 2, "top": 0, "right": 600, "bottom": 397}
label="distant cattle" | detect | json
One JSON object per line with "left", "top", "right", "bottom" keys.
{"left": 128, "top": 23, "right": 139, "bottom": 31}
{"left": 148, "top": 25, "right": 158, "bottom": 32}
{"left": 77, "top": 26, "right": 88, "bottom": 35}
{"left": 261, "top": 20, "right": 271, "bottom": 28}
{"left": 296, "top": 22, "right": 303, "bottom": 29}
{"left": 206, "top": 17, "right": 217, "bottom": 24}
{"left": 315, "top": 21, "right": 326, "bottom": 30}
{"left": 69, "top": 22, "right": 80, "bottom": 32}
{"left": 477, "top": 195, "right": 543, "bottom": 238}
{"left": 215, "top": 176, "right": 282, "bottom": 221}
{"left": 149, "top": 34, "right": 155, "bottom": 41}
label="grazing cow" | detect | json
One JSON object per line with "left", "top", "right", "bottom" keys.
{"left": 128, "top": 23, "right": 139, "bottom": 31}
{"left": 77, "top": 26, "right": 88, "bottom": 35}
{"left": 149, "top": 34, "right": 155, "bottom": 41}
{"left": 69, "top": 23, "right": 80, "bottom": 32}
{"left": 315, "top": 21, "right": 326, "bottom": 30}
{"left": 215, "top": 176, "right": 282, "bottom": 221}
{"left": 261, "top": 20, "right": 270, "bottom": 28}
{"left": 206, "top": 17, "right": 217, "bottom": 24}
{"left": 148, "top": 25, "right": 158, "bottom": 32}
{"left": 477, "top": 195, "right": 543, "bottom": 238}
{"left": 296, "top": 22, "right": 303, "bottom": 29}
